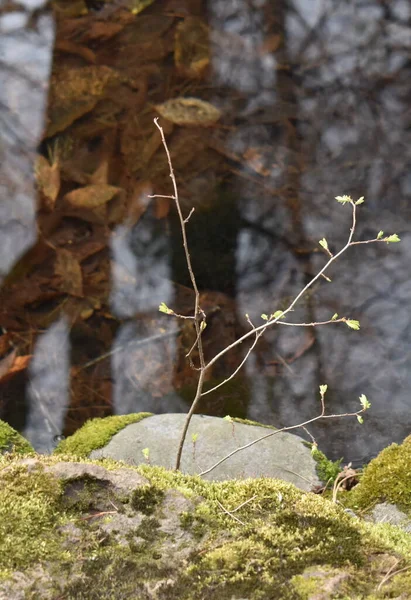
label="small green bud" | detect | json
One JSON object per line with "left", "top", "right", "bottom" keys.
{"left": 345, "top": 319, "right": 360, "bottom": 330}
{"left": 335, "top": 195, "right": 352, "bottom": 204}
{"left": 319, "top": 384, "right": 328, "bottom": 396}
{"left": 377, "top": 231, "right": 384, "bottom": 240}
{"left": 159, "top": 302, "right": 174, "bottom": 315}
{"left": 359, "top": 394, "right": 371, "bottom": 410}
{"left": 271, "top": 310, "right": 286, "bottom": 320}
{"left": 357, "top": 415, "right": 364, "bottom": 424}
{"left": 319, "top": 238, "right": 328, "bottom": 250}
{"left": 331, "top": 313, "right": 338, "bottom": 321}
{"left": 385, "top": 234, "right": 400, "bottom": 243}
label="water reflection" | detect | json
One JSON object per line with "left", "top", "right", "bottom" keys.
{"left": 0, "top": 0, "right": 410, "bottom": 464}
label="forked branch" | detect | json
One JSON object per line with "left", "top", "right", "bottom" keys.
{"left": 151, "top": 120, "right": 400, "bottom": 472}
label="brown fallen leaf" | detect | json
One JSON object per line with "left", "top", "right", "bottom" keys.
{"left": 64, "top": 184, "right": 120, "bottom": 209}
{"left": 55, "top": 249, "right": 83, "bottom": 297}
{"left": 175, "top": 17, "right": 210, "bottom": 79}
{"left": 0, "top": 353, "right": 31, "bottom": 384}
{"left": 154, "top": 97, "right": 222, "bottom": 126}
{"left": 35, "top": 154, "right": 61, "bottom": 211}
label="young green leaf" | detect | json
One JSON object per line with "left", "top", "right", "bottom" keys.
{"left": 191, "top": 433, "right": 199, "bottom": 443}
{"left": 355, "top": 197, "right": 365, "bottom": 205}
{"left": 261, "top": 314, "right": 268, "bottom": 321}
{"left": 159, "top": 302, "right": 174, "bottom": 315}
{"left": 384, "top": 234, "right": 400, "bottom": 243}
{"left": 377, "top": 231, "right": 384, "bottom": 240}
{"left": 200, "top": 321, "right": 207, "bottom": 331}
{"left": 357, "top": 415, "right": 364, "bottom": 424}
{"left": 331, "top": 313, "right": 338, "bottom": 321}
{"left": 335, "top": 195, "right": 352, "bottom": 204}
{"left": 271, "top": 310, "right": 286, "bottom": 320}
{"left": 345, "top": 319, "right": 360, "bottom": 330}
{"left": 359, "top": 394, "right": 371, "bottom": 410}
{"left": 319, "top": 384, "right": 328, "bottom": 396}
{"left": 319, "top": 238, "right": 329, "bottom": 250}
{"left": 142, "top": 448, "right": 150, "bottom": 460}
{"left": 224, "top": 415, "right": 233, "bottom": 423}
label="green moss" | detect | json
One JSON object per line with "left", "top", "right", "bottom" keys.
{"left": 232, "top": 417, "right": 276, "bottom": 429}
{"left": 0, "top": 420, "right": 34, "bottom": 455}
{"left": 347, "top": 435, "right": 411, "bottom": 514}
{"left": 2, "top": 455, "right": 411, "bottom": 598}
{"left": 53, "top": 413, "right": 153, "bottom": 457}
{"left": 0, "top": 461, "right": 64, "bottom": 575}
{"left": 311, "top": 446, "right": 342, "bottom": 484}
{"left": 131, "top": 485, "right": 164, "bottom": 515}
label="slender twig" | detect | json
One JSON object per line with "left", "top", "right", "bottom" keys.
{"left": 152, "top": 119, "right": 207, "bottom": 470}
{"left": 153, "top": 118, "right": 398, "bottom": 473}
{"left": 230, "top": 495, "right": 257, "bottom": 513}
{"left": 202, "top": 202, "right": 359, "bottom": 374}
{"left": 216, "top": 499, "right": 246, "bottom": 525}
{"left": 377, "top": 561, "right": 411, "bottom": 591}
{"left": 199, "top": 404, "right": 366, "bottom": 477}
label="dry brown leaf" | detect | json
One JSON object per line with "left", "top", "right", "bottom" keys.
{"left": 55, "top": 249, "right": 83, "bottom": 297}
{"left": 35, "top": 155, "right": 61, "bottom": 211}
{"left": 89, "top": 159, "right": 110, "bottom": 185}
{"left": 0, "top": 353, "right": 31, "bottom": 384}
{"left": 175, "top": 17, "right": 210, "bottom": 79}
{"left": 154, "top": 97, "right": 221, "bottom": 126}
{"left": 64, "top": 184, "right": 120, "bottom": 209}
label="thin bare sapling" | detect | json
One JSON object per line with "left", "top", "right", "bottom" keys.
{"left": 150, "top": 118, "right": 400, "bottom": 473}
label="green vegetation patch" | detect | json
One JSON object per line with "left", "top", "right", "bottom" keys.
{"left": 131, "top": 485, "right": 165, "bottom": 515}
{"left": 347, "top": 435, "right": 411, "bottom": 514}
{"left": 2, "top": 455, "right": 411, "bottom": 598}
{"left": 311, "top": 446, "right": 343, "bottom": 484}
{"left": 0, "top": 461, "right": 64, "bottom": 575}
{"left": 0, "top": 420, "right": 34, "bottom": 455}
{"left": 53, "top": 413, "right": 153, "bottom": 458}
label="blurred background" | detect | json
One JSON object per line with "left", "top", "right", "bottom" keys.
{"left": 0, "top": 0, "right": 410, "bottom": 465}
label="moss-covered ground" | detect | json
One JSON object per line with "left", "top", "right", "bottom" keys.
{"left": 1, "top": 449, "right": 411, "bottom": 599}
{"left": 0, "top": 419, "right": 34, "bottom": 455}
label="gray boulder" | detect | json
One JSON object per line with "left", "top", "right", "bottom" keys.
{"left": 90, "top": 413, "right": 321, "bottom": 492}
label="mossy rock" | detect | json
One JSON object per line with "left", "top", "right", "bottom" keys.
{"left": 0, "top": 420, "right": 34, "bottom": 455}
{"left": 53, "top": 413, "right": 153, "bottom": 458}
{"left": 1, "top": 454, "right": 411, "bottom": 599}
{"left": 346, "top": 434, "right": 411, "bottom": 516}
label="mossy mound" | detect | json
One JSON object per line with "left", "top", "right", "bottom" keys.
{"left": 53, "top": 413, "right": 152, "bottom": 457}
{"left": 345, "top": 434, "right": 411, "bottom": 516}
{"left": 1, "top": 453, "right": 411, "bottom": 599}
{"left": 0, "top": 419, "right": 34, "bottom": 455}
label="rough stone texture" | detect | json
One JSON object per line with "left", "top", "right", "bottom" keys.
{"left": 2, "top": 455, "right": 411, "bottom": 599}
{"left": 369, "top": 502, "right": 411, "bottom": 533}
{"left": 89, "top": 413, "right": 321, "bottom": 491}
{"left": 46, "top": 461, "right": 148, "bottom": 495}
